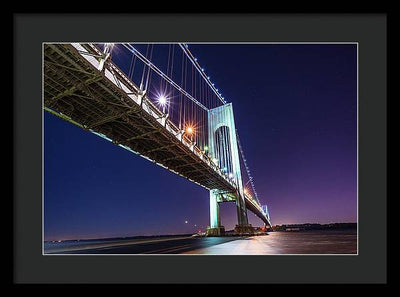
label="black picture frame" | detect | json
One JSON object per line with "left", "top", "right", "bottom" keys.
{"left": 13, "top": 13, "right": 388, "bottom": 284}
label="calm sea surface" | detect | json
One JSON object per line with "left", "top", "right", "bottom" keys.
{"left": 262, "top": 229, "right": 357, "bottom": 254}
{"left": 44, "top": 229, "right": 357, "bottom": 254}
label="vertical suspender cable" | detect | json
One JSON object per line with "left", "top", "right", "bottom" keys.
{"left": 168, "top": 44, "right": 175, "bottom": 116}
{"left": 140, "top": 44, "right": 150, "bottom": 91}
{"left": 144, "top": 44, "right": 154, "bottom": 92}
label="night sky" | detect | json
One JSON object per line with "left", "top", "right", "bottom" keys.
{"left": 44, "top": 44, "right": 357, "bottom": 241}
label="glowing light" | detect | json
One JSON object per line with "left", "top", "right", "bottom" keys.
{"left": 229, "top": 173, "right": 234, "bottom": 179}
{"left": 186, "top": 126, "right": 193, "bottom": 134}
{"left": 158, "top": 94, "right": 167, "bottom": 106}
{"left": 204, "top": 146, "right": 208, "bottom": 151}
{"left": 185, "top": 220, "right": 188, "bottom": 224}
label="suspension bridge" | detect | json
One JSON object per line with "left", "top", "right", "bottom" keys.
{"left": 43, "top": 43, "right": 271, "bottom": 236}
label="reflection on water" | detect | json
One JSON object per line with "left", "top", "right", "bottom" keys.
{"left": 44, "top": 229, "right": 357, "bottom": 255}
{"left": 183, "top": 229, "right": 358, "bottom": 255}
{"left": 264, "top": 229, "right": 357, "bottom": 254}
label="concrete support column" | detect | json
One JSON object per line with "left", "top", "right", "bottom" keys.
{"left": 209, "top": 189, "right": 220, "bottom": 228}
{"left": 206, "top": 189, "right": 225, "bottom": 236}
{"left": 208, "top": 103, "right": 249, "bottom": 230}
{"left": 236, "top": 193, "right": 249, "bottom": 226}
{"left": 234, "top": 190, "right": 254, "bottom": 235}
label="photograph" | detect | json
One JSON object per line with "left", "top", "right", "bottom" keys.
{"left": 43, "top": 42, "right": 358, "bottom": 255}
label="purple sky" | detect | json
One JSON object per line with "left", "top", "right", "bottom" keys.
{"left": 44, "top": 44, "right": 357, "bottom": 241}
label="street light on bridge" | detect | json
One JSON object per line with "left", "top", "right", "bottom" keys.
{"left": 156, "top": 92, "right": 169, "bottom": 113}
{"left": 158, "top": 95, "right": 167, "bottom": 106}
{"left": 184, "top": 124, "right": 196, "bottom": 142}
{"left": 186, "top": 126, "right": 193, "bottom": 135}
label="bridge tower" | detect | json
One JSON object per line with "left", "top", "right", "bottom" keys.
{"left": 206, "top": 103, "right": 254, "bottom": 236}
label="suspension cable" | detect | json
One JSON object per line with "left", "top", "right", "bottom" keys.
{"left": 179, "top": 43, "right": 226, "bottom": 105}
{"left": 118, "top": 44, "right": 261, "bottom": 206}
{"left": 236, "top": 130, "right": 261, "bottom": 205}
{"left": 128, "top": 51, "right": 136, "bottom": 80}
{"left": 122, "top": 43, "right": 208, "bottom": 112}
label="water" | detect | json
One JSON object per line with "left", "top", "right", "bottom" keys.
{"left": 184, "top": 229, "right": 358, "bottom": 254}
{"left": 259, "top": 229, "right": 357, "bottom": 254}
{"left": 43, "top": 234, "right": 192, "bottom": 254}
{"left": 44, "top": 229, "right": 357, "bottom": 254}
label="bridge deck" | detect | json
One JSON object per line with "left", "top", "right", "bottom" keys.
{"left": 43, "top": 43, "right": 270, "bottom": 226}
{"left": 44, "top": 43, "right": 236, "bottom": 192}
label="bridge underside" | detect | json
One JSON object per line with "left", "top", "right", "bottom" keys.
{"left": 43, "top": 43, "right": 271, "bottom": 228}
{"left": 44, "top": 43, "right": 235, "bottom": 191}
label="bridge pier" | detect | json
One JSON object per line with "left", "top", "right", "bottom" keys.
{"left": 234, "top": 192, "right": 254, "bottom": 235}
{"left": 206, "top": 190, "right": 225, "bottom": 236}
{"left": 234, "top": 224, "right": 255, "bottom": 235}
{"left": 235, "top": 191, "right": 248, "bottom": 226}
{"left": 207, "top": 103, "right": 256, "bottom": 236}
